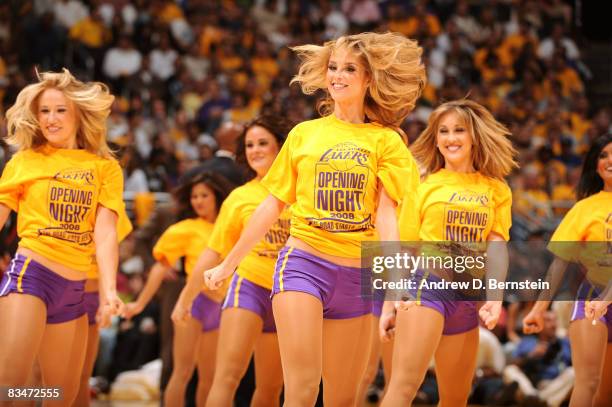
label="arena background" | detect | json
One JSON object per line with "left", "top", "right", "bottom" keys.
{"left": 0, "top": 0, "right": 610, "bottom": 406}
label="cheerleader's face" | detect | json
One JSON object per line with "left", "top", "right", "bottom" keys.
{"left": 597, "top": 142, "right": 612, "bottom": 188}
{"left": 245, "top": 125, "right": 280, "bottom": 178}
{"left": 190, "top": 182, "right": 217, "bottom": 221}
{"left": 37, "top": 88, "right": 78, "bottom": 149}
{"left": 326, "top": 48, "right": 370, "bottom": 106}
{"left": 436, "top": 111, "right": 474, "bottom": 172}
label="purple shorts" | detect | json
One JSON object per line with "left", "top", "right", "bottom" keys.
{"left": 223, "top": 273, "right": 276, "bottom": 333}
{"left": 571, "top": 282, "right": 612, "bottom": 342}
{"left": 272, "top": 246, "right": 371, "bottom": 320}
{"left": 0, "top": 254, "right": 86, "bottom": 324}
{"left": 372, "top": 300, "right": 384, "bottom": 318}
{"left": 83, "top": 291, "right": 100, "bottom": 325}
{"left": 408, "top": 270, "right": 478, "bottom": 335}
{"left": 191, "top": 292, "right": 222, "bottom": 332}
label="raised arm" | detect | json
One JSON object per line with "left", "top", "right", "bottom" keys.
{"left": 205, "top": 194, "right": 285, "bottom": 288}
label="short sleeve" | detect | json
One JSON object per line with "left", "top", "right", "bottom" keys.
{"left": 99, "top": 159, "right": 132, "bottom": 241}
{"left": 207, "top": 193, "right": 244, "bottom": 257}
{"left": 398, "top": 187, "right": 421, "bottom": 241}
{"left": 0, "top": 155, "right": 23, "bottom": 211}
{"left": 152, "top": 223, "right": 188, "bottom": 266}
{"left": 261, "top": 127, "right": 297, "bottom": 204}
{"left": 377, "top": 132, "right": 420, "bottom": 205}
{"left": 490, "top": 181, "right": 512, "bottom": 241}
{"left": 548, "top": 203, "right": 583, "bottom": 261}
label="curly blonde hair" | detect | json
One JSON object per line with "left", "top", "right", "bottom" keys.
{"left": 290, "top": 32, "right": 426, "bottom": 128}
{"left": 412, "top": 99, "right": 518, "bottom": 180}
{"left": 5, "top": 68, "right": 115, "bottom": 157}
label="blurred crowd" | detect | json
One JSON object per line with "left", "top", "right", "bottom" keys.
{"left": 0, "top": 0, "right": 609, "bottom": 405}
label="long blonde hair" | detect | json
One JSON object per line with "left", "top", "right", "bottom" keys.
{"left": 290, "top": 32, "right": 426, "bottom": 128}
{"left": 5, "top": 69, "right": 115, "bottom": 157}
{"left": 412, "top": 99, "right": 518, "bottom": 180}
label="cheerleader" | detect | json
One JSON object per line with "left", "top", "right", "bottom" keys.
{"left": 204, "top": 32, "right": 425, "bottom": 405}
{"left": 0, "top": 69, "right": 129, "bottom": 405}
{"left": 173, "top": 116, "right": 293, "bottom": 406}
{"left": 123, "top": 172, "right": 232, "bottom": 407}
{"left": 381, "top": 99, "right": 517, "bottom": 406}
{"left": 523, "top": 133, "right": 612, "bottom": 406}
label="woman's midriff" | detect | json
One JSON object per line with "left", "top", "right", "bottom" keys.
{"left": 85, "top": 278, "right": 99, "bottom": 292}
{"left": 17, "top": 247, "right": 86, "bottom": 281}
{"left": 286, "top": 236, "right": 362, "bottom": 268}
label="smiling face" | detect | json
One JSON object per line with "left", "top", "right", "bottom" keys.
{"left": 597, "top": 142, "right": 612, "bottom": 190}
{"left": 37, "top": 88, "right": 79, "bottom": 149}
{"left": 190, "top": 182, "right": 217, "bottom": 221}
{"left": 245, "top": 125, "right": 280, "bottom": 178}
{"left": 326, "top": 47, "right": 370, "bottom": 106}
{"left": 436, "top": 111, "right": 474, "bottom": 172}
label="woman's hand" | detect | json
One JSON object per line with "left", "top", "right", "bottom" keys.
{"left": 479, "top": 300, "right": 502, "bottom": 330}
{"left": 171, "top": 299, "right": 191, "bottom": 325}
{"left": 585, "top": 299, "right": 611, "bottom": 324}
{"left": 523, "top": 307, "right": 545, "bottom": 334}
{"left": 379, "top": 309, "right": 397, "bottom": 343}
{"left": 204, "top": 262, "right": 234, "bottom": 290}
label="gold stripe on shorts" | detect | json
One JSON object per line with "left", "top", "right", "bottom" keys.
{"left": 17, "top": 258, "right": 32, "bottom": 293}
{"left": 278, "top": 247, "right": 294, "bottom": 292}
{"left": 233, "top": 276, "right": 244, "bottom": 307}
{"left": 416, "top": 271, "right": 429, "bottom": 306}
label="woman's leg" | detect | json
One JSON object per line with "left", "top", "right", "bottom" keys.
{"left": 74, "top": 324, "right": 100, "bottom": 407}
{"left": 196, "top": 329, "right": 219, "bottom": 407}
{"left": 251, "top": 333, "right": 283, "bottom": 407}
{"left": 594, "top": 342, "right": 612, "bottom": 407}
{"left": 272, "top": 291, "right": 324, "bottom": 407}
{"left": 164, "top": 316, "right": 202, "bottom": 407}
{"left": 357, "top": 315, "right": 381, "bottom": 405}
{"left": 380, "top": 306, "right": 444, "bottom": 406}
{"left": 72, "top": 324, "right": 99, "bottom": 406}
{"left": 0, "top": 294, "right": 47, "bottom": 396}
{"left": 568, "top": 319, "right": 608, "bottom": 406}
{"left": 433, "top": 327, "right": 479, "bottom": 407}
{"left": 38, "top": 314, "right": 89, "bottom": 406}
{"left": 205, "top": 308, "right": 263, "bottom": 407}
{"left": 321, "top": 314, "right": 372, "bottom": 406}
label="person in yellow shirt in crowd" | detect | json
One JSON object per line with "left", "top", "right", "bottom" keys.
{"left": 173, "top": 115, "right": 293, "bottom": 407}
{"left": 380, "top": 100, "right": 517, "bottom": 406}
{"left": 524, "top": 133, "right": 612, "bottom": 407}
{"left": 203, "top": 32, "right": 424, "bottom": 406}
{"left": 123, "top": 171, "right": 233, "bottom": 407}
{"left": 0, "top": 69, "right": 128, "bottom": 404}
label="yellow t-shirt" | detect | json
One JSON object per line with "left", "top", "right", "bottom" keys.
{"left": 399, "top": 169, "right": 513, "bottom": 242}
{"left": 549, "top": 191, "right": 612, "bottom": 287}
{"left": 0, "top": 146, "right": 130, "bottom": 273}
{"left": 152, "top": 217, "right": 226, "bottom": 302}
{"left": 261, "top": 114, "right": 420, "bottom": 258}
{"left": 208, "top": 179, "right": 291, "bottom": 290}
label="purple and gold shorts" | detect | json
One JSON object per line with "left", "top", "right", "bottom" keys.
{"left": 223, "top": 273, "right": 276, "bottom": 333}
{"left": 0, "top": 253, "right": 86, "bottom": 324}
{"left": 191, "top": 292, "right": 222, "bottom": 332}
{"left": 272, "top": 246, "right": 371, "bottom": 319}
{"left": 408, "top": 270, "right": 479, "bottom": 335}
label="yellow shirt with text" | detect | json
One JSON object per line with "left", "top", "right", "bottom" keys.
{"left": 0, "top": 146, "right": 130, "bottom": 273}
{"left": 549, "top": 191, "right": 611, "bottom": 287}
{"left": 153, "top": 217, "right": 226, "bottom": 302}
{"left": 262, "top": 115, "right": 420, "bottom": 258}
{"left": 399, "top": 169, "right": 512, "bottom": 242}
{"left": 208, "top": 179, "right": 290, "bottom": 290}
